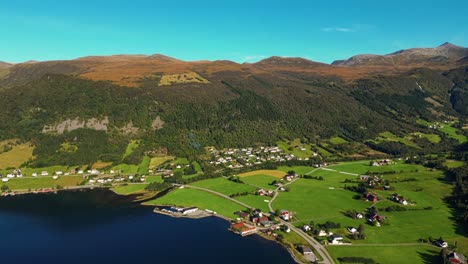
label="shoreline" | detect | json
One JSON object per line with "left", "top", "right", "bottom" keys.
{"left": 147, "top": 203, "right": 306, "bottom": 264}
{"left": 1, "top": 186, "right": 309, "bottom": 264}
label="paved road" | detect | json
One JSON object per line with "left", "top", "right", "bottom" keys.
{"left": 181, "top": 183, "right": 335, "bottom": 264}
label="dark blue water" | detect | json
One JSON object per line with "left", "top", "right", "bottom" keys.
{"left": 0, "top": 189, "right": 294, "bottom": 264}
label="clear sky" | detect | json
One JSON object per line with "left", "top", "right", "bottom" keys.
{"left": 1, "top": 0, "right": 467, "bottom": 64}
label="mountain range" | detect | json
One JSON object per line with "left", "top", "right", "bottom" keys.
{"left": 0, "top": 43, "right": 467, "bottom": 167}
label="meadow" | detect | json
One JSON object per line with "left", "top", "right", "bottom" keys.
{"left": 277, "top": 139, "right": 316, "bottom": 158}
{"left": 3, "top": 176, "right": 83, "bottom": 191}
{"left": 270, "top": 164, "right": 468, "bottom": 256}
{"left": 0, "top": 143, "right": 34, "bottom": 170}
{"left": 190, "top": 177, "right": 255, "bottom": 196}
{"left": 149, "top": 155, "right": 175, "bottom": 168}
{"left": 145, "top": 188, "right": 246, "bottom": 218}
{"left": 328, "top": 245, "right": 440, "bottom": 264}
{"left": 111, "top": 184, "right": 148, "bottom": 195}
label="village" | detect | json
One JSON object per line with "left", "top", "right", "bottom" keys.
{"left": 207, "top": 146, "right": 318, "bottom": 169}
{"left": 0, "top": 154, "right": 466, "bottom": 264}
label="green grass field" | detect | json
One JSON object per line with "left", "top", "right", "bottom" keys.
{"left": 412, "top": 132, "right": 441, "bottom": 143}
{"left": 443, "top": 160, "right": 465, "bottom": 168}
{"left": 374, "top": 131, "right": 420, "bottom": 148}
{"left": 328, "top": 160, "right": 426, "bottom": 175}
{"left": 235, "top": 194, "right": 270, "bottom": 213}
{"left": 241, "top": 174, "right": 279, "bottom": 189}
{"left": 277, "top": 139, "right": 316, "bottom": 158}
{"left": 313, "top": 144, "right": 333, "bottom": 157}
{"left": 17, "top": 165, "right": 71, "bottom": 177}
{"left": 111, "top": 163, "right": 139, "bottom": 174}
{"left": 329, "top": 136, "right": 348, "bottom": 145}
{"left": 3, "top": 176, "right": 83, "bottom": 191}
{"left": 190, "top": 177, "right": 255, "bottom": 196}
{"left": 417, "top": 119, "right": 467, "bottom": 143}
{"left": 328, "top": 245, "right": 440, "bottom": 264}
{"left": 137, "top": 156, "right": 151, "bottom": 174}
{"left": 277, "top": 165, "right": 316, "bottom": 175}
{"left": 145, "top": 188, "right": 246, "bottom": 218}
{"left": 149, "top": 156, "right": 174, "bottom": 168}
{"left": 439, "top": 124, "right": 467, "bottom": 143}
{"left": 123, "top": 140, "right": 140, "bottom": 159}
{"left": 0, "top": 143, "right": 34, "bottom": 170}
{"left": 111, "top": 184, "right": 148, "bottom": 195}
{"left": 272, "top": 178, "right": 368, "bottom": 224}
{"left": 271, "top": 165, "right": 468, "bottom": 255}
{"left": 146, "top": 175, "right": 163, "bottom": 183}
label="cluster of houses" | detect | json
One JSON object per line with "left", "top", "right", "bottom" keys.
{"left": 255, "top": 188, "right": 274, "bottom": 197}
{"left": 207, "top": 146, "right": 316, "bottom": 169}
{"left": 87, "top": 174, "right": 147, "bottom": 185}
{"left": 301, "top": 224, "right": 346, "bottom": 244}
{"left": 390, "top": 193, "right": 409, "bottom": 205}
{"left": 359, "top": 175, "right": 390, "bottom": 190}
{"left": 371, "top": 159, "right": 394, "bottom": 166}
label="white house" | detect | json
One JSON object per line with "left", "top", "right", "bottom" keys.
{"left": 32, "top": 173, "right": 38, "bottom": 177}
{"left": 52, "top": 175, "right": 59, "bottom": 180}
{"left": 2, "top": 178, "right": 9, "bottom": 182}
{"left": 41, "top": 171, "right": 49, "bottom": 176}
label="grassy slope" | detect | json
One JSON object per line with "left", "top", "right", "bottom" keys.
{"left": 145, "top": 188, "right": 246, "bottom": 218}
{"left": 0, "top": 143, "right": 34, "bottom": 169}
{"left": 122, "top": 140, "right": 140, "bottom": 159}
{"left": 328, "top": 160, "right": 426, "bottom": 175}
{"left": 241, "top": 174, "right": 279, "bottom": 189}
{"left": 277, "top": 139, "right": 315, "bottom": 158}
{"left": 149, "top": 156, "right": 175, "bottom": 168}
{"left": 111, "top": 184, "right": 148, "bottom": 195}
{"left": 190, "top": 177, "right": 255, "bottom": 196}
{"left": 328, "top": 245, "right": 440, "bottom": 264}
{"left": 4, "top": 176, "right": 83, "bottom": 191}
{"left": 271, "top": 165, "right": 468, "bottom": 255}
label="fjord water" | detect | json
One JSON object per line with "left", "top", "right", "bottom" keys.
{"left": 0, "top": 189, "right": 294, "bottom": 264}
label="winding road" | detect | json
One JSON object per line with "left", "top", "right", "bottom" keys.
{"left": 177, "top": 179, "right": 335, "bottom": 264}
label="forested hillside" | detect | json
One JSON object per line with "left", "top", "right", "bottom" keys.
{"left": 1, "top": 45, "right": 468, "bottom": 167}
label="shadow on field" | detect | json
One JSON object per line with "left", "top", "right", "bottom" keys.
{"left": 417, "top": 248, "right": 441, "bottom": 264}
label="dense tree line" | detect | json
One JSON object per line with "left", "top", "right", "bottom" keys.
{"left": 0, "top": 66, "right": 467, "bottom": 166}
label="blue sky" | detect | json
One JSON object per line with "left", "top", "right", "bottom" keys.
{"left": 1, "top": 0, "right": 467, "bottom": 64}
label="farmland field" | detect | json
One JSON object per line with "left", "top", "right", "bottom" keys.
{"left": 271, "top": 165, "right": 468, "bottom": 255}
{"left": 3, "top": 176, "right": 83, "bottom": 191}
{"left": 277, "top": 139, "right": 316, "bottom": 158}
{"left": 145, "top": 188, "right": 246, "bottom": 218}
{"left": 190, "top": 177, "right": 255, "bottom": 196}
{"left": 149, "top": 156, "right": 174, "bottom": 168}
{"left": 277, "top": 166, "right": 317, "bottom": 175}
{"left": 328, "top": 160, "right": 426, "bottom": 175}
{"left": 328, "top": 245, "right": 440, "bottom": 264}
{"left": 240, "top": 174, "right": 279, "bottom": 189}
{"left": 238, "top": 170, "right": 285, "bottom": 178}
{"left": 0, "top": 143, "right": 34, "bottom": 170}
{"left": 123, "top": 140, "right": 140, "bottom": 159}
{"left": 111, "top": 164, "right": 139, "bottom": 174}
{"left": 111, "top": 184, "right": 148, "bottom": 195}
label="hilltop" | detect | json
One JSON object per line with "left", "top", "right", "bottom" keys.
{"left": 0, "top": 43, "right": 467, "bottom": 167}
